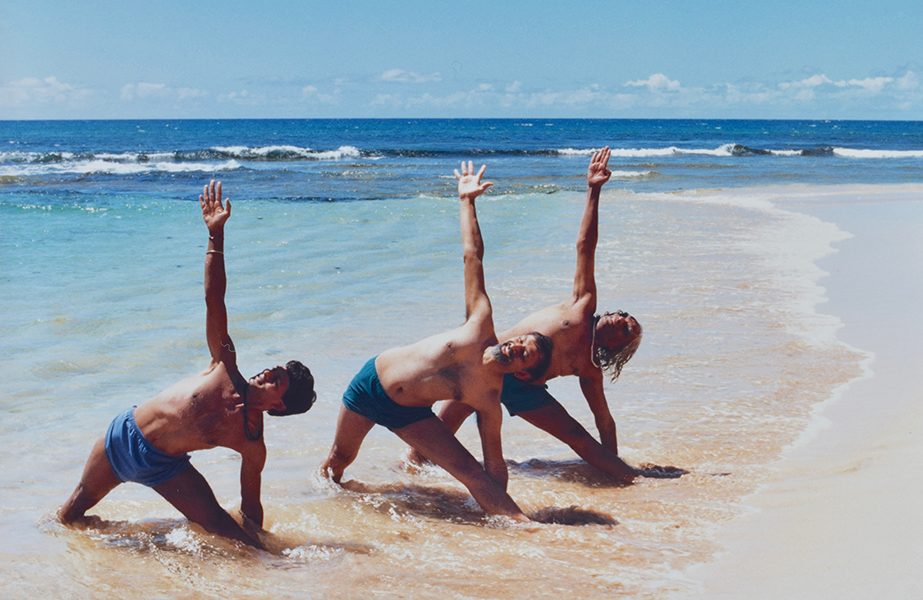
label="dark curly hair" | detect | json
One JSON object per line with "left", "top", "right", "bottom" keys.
{"left": 268, "top": 360, "right": 316, "bottom": 416}
{"left": 523, "top": 332, "right": 554, "bottom": 382}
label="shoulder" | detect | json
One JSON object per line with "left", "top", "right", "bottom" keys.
{"left": 226, "top": 427, "right": 267, "bottom": 458}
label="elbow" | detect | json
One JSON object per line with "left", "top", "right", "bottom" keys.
{"left": 463, "top": 250, "right": 484, "bottom": 265}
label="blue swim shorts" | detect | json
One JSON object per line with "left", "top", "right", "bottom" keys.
{"left": 500, "top": 373, "right": 555, "bottom": 416}
{"left": 342, "top": 357, "right": 435, "bottom": 430}
{"left": 104, "top": 407, "right": 191, "bottom": 487}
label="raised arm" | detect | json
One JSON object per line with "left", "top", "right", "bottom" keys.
{"left": 200, "top": 180, "right": 236, "bottom": 367}
{"left": 454, "top": 161, "right": 494, "bottom": 322}
{"left": 572, "top": 147, "right": 611, "bottom": 304}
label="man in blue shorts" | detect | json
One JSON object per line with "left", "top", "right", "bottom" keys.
{"left": 409, "top": 149, "right": 675, "bottom": 483}
{"left": 319, "top": 163, "right": 553, "bottom": 523}
{"left": 59, "top": 181, "right": 317, "bottom": 549}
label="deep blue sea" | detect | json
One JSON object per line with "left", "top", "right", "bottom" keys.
{"left": 0, "top": 119, "right": 919, "bottom": 599}
{"left": 3, "top": 119, "right": 923, "bottom": 202}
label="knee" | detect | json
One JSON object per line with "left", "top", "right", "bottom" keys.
{"left": 196, "top": 509, "right": 238, "bottom": 536}
{"left": 59, "top": 483, "right": 97, "bottom": 523}
{"left": 325, "top": 444, "right": 355, "bottom": 469}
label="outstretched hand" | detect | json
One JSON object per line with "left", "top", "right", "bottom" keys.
{"left": 200, "top": 180, "right": 231, "bottom": 233}
{"left": 455, "top": 161, "right": 493, "bottom": 200}
{"left": 587, "top": 146, "right": 612, "bottom": 188}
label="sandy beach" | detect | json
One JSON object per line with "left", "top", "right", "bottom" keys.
{"left": 683, "top": 184, "right": 923, "bottom": 598}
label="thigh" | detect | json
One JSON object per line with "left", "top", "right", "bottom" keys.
{"left": 61, "top": 436, "right": 123, "bottom": 520}
{"left": 329, "top": 404, "right": 377, "bottom": 457}
{"left": 518, "top": 400, "right": 592, "bottom": 444}
{"left": 152, "top": 465, "right": 224, "bottom": 524}
{"left": 393, "top": 417, "right": 482, "bottom": 480}
{"left": 81, "top": 435, "right": 123, "bottom": 495}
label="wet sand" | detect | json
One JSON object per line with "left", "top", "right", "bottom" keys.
{"left": 683, "top": 185, "right": 923, "bottom": 598}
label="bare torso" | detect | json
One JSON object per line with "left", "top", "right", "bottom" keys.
{"left": 131, "top": 363, "right": 259, "bottom": 456}
{"left": 499, "top": 295, "right": 599, "bottom": 385}
{"left": 375, "top": 321, "right": 503, "bottom": 412}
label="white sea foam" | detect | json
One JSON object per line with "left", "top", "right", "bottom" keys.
{"left": 596, "top": 144, "right": 737, "bottom": 158}
{"left": 667, "top": 188, "right": 853, "bottom": 347}
{"left": 211, "top": 145, "right": 361, "bottom": 160}
{"left": 557, "top": 148, "right": 597, "bottom": 156}
{"left": 0, "top": 158, "right": 241, "bottom": 176}
{"left": 833, "top": 147, "right": 923, "bottom": 159}
{"left": 610, "top": 170, "right": 654, "bottom": 179}
{"left": 556, "top": 146, "right": 737, "bottom": 157}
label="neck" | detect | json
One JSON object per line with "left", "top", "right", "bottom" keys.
{"left": 241, "top": 384, "right": 263, "bottom": 441}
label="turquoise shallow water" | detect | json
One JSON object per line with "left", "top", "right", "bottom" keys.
{"left": 0, "top": 119, "right": 919, "bottom": 598}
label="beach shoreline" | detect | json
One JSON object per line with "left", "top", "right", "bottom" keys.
{"left": 681, "top": 184, "right": 923, "bottom": 598}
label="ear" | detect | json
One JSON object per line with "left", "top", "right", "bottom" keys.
{"left": 513, "top": 370, "right": 531, "bottom": 381}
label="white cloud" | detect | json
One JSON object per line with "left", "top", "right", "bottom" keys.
{"left": 121, "top": 82, "right": 170, "bottom": 101}
{"left": 217, "top": 90, "right": 267, "bottom": 106}
{"left": 625, "top": 73, "right": 681, "bottom": 92}
{"left": 778, "top": 74, "right": 834, "bottom": 90}
{"left": 370, "top": 93, "right": 402, "bottom": 107}
{"left": 850, "top": 77, "right": 893, "bottom": 93}
{"left": 0, "top": 76, "right": 92, "bottom": 107}
{"left": 896, "top": 71, "right": 919, "bottom": 91}
{"left": 721, "top": 83, "right": 774, "bottom": 106}
{"left": 302, "top": 85, "right": 338, "bottom": 104}
{"left": 377, "top": 69, "right": 442, "bottom": 84}
{"left": 177, "top": 87, "right": 208, "bottom": 100}
{"left": 406, "top": 91, "right": 470, "bottom": 108}
{"left": 506, "top": 81, "right": 522, "bottom": 93}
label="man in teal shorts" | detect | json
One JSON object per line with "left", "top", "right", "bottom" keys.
{"left": 319, "top": 163, "right": 553, "bottom": 523}
{"left": 408, "top": 149, "right": 675, "bottom": 483}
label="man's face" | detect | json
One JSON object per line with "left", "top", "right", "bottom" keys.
{"left": 491, "top": 334, "right": 542, "bottom": 371}
{"left": 248, "top": 366, "right": 290, "bottom": 412}
{"left": 596, "top": 311, "right": 641, "bottom": 351}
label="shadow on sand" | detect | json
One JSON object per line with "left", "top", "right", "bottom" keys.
{"left": 340, "top": 479, "right": 618, "bottom": 527}
{"left": 44, "top": 512, "right": 374, "bottom": 558}
{"left": 508, "top": 458, "right": 688, "bottom": 487}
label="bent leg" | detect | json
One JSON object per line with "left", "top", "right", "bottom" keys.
{"left": 393, "top": 417, "right": 528, "bottom": 521}
{"left": 153, "top": 465, "right": 263, "bottom": 549}
{"left": 318, "top": 405, "right": 376, "bottom": 483}
{"left": 60, "top": 436, "right": 122, "bottom": 523}
{"left": 518, "top": 401, "right": 637, "bottom": 484}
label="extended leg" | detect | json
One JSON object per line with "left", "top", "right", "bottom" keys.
{"left": 404, "top": 400, "right": 475, "bottom": 465}
{"left": 153, "top": 465, "right": 264, "bottom": 549}
{"left": 518, "top": 400, "right": 637, "bottom": 484}
{"left": 393, "top": 416, "right": 528, "bottom": 521}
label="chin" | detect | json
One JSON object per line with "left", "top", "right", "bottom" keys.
{"left": 491, "top": 344, "right": 511, "bottom": 364}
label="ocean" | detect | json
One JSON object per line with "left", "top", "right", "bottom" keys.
{"left": 0, "top": 119, "right": 918, "bottom": 598}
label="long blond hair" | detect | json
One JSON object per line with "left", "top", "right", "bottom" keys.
{"left": 592, "top": 313, "right": 642, "bottom": 382}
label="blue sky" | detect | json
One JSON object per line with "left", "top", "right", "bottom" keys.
{"left": 2, "top": 0, "right": 921, "bottom": 120}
